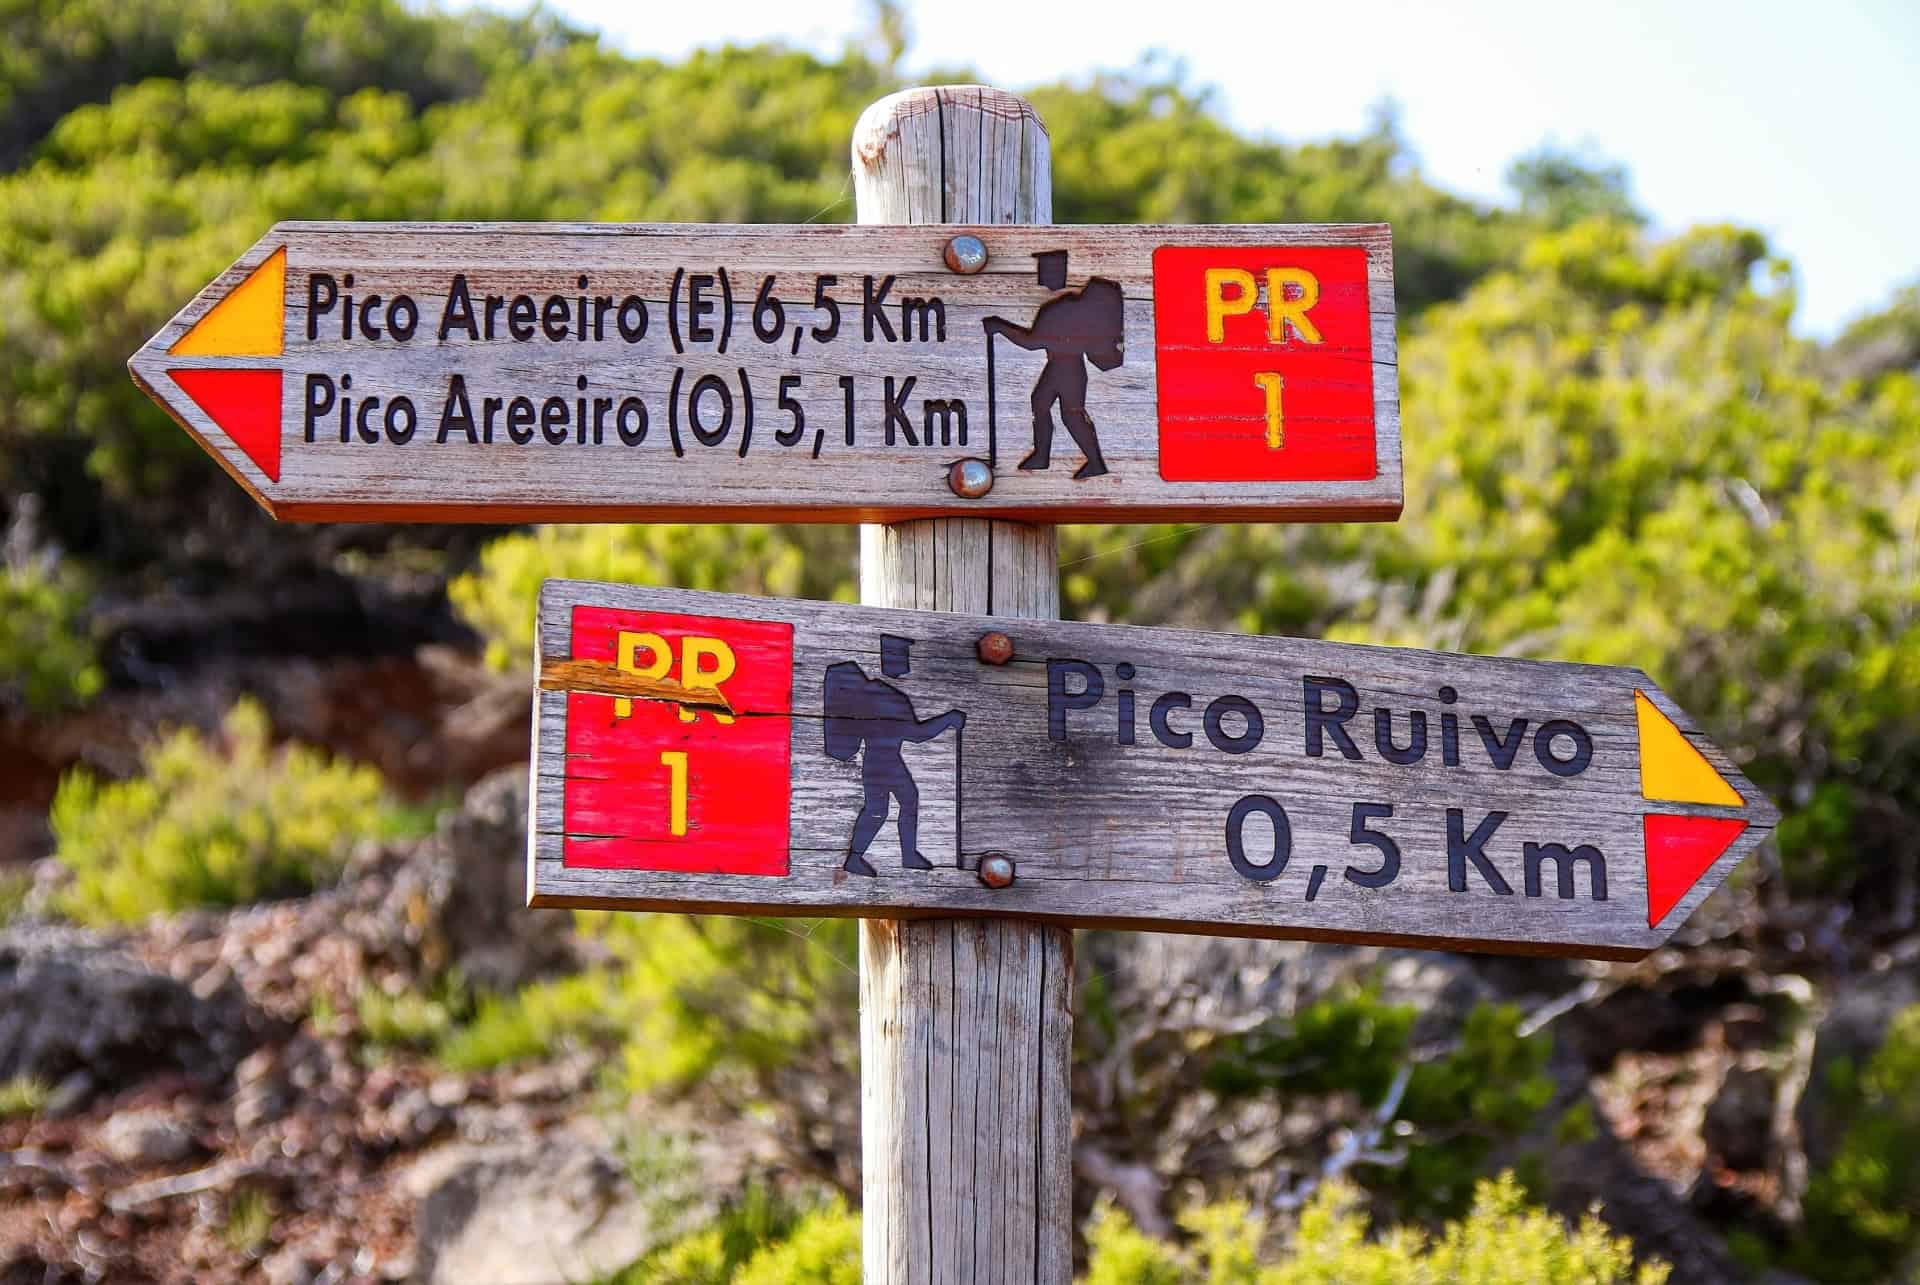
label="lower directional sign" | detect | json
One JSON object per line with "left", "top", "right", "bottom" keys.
{"left": 529, "top": 582, "right": 1777, "bottom": 960}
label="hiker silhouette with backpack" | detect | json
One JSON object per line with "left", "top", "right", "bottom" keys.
{"left": 823, "top": 636, "right": 966, "bottom": 876}
{"left": 982, "top": 249, "right": 1126, "bottom": 479}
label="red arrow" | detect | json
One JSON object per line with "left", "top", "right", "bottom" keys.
{"left": 167, "top": 368, "right": 283, "bottom": 483}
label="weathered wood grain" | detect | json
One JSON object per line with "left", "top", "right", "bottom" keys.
{"left": 128, "top": 210, "right": 1400, "bottom": 524}
{"left": 528, "top": 580, "right": 1780, "bottom": 963}
{"left": 853, "top": 85, "right": 1073, "bottom": 1285}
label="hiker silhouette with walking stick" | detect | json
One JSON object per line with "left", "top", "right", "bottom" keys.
{"left": 983, "top": 250, "right": 1126, "bottom": 479}
{"left": 823, "top": 636, "right": 966, "bottom": 877}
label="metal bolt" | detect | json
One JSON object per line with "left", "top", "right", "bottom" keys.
{"left": 977, "top": 853, "right": 1016, "bottom": 889}
{"left": 948, "top": 457, "right": 993, "bottom": 498}
{"left": 943, "top": 234, "right": 989, "bottom": 275}
{"left": 976, "top": 631, "right": 1014, "bottom": 665}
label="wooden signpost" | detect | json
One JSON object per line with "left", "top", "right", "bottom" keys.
{"left": 530, "top": 580, "right": 1776, "bottom": 962}
{"left": 127, "top": 223, "right": 1399, "bottom": 523}
{"left": 127, "top": 81, "right": 1775, "bottom": 1285}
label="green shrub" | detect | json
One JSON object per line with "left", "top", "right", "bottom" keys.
{"left": 50, "top": 699, "right": 388, "bottom": 923}
{"left": 1084, "top": 1202, "right": 1189, "bottom": 1285}
{"left": 223, "top": 1188, "right": 275, "bottom": 1253}
{"left": 1204, "top": 985, "right": 1416, "bottom": 1103}
{"left": 356, "top": 983, "right": 457, "bottom": 1052}
{"left": 1793, "top": 1003, "right": 1920, "bottom": 1282}
{"left": 0, "top": 562, "right": 101, "bottom": 712}
{"left": 1085, "top": 1172, "right": 1667, "bottom": 1284}
{"left": 449, "top": 524, "right": 853, "bottom": 671}
{"left": 594, "top": 914, "right": 856, "bottom": 1096}
{"left": 433, "top": 968, "right": 628, "bottom": 1072}
{"left": 1388, "top": 1004, "right": 1557, "bottom": 1218}
{"left": 598, "top": 1186, "right": 852, "bottom": 1285}
{"left": 0, "top": 867, "right": 30, "bottom": 928}
{"left": 732, "top": 1201, "right": 860, "bottom": 1285}
{"left": 1198, "top": 990, "right": 1553, "bottom": 1221}
{"left": 631, "top": 1175, "right": 1667, "bottom": 1284}
{"left": 0, "top": 1075, "right": 50, "bottom": 1120}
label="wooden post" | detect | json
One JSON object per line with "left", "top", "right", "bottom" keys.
{"left": 852, "top": 87, "right": 1074, "bottom": 1283}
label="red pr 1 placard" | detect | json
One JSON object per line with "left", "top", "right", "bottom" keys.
{"left": 562, "top": 606, "right": 793, "bottom": 875}
{"left": 1153, "top": 245, "right": 1376, "bottom": 483}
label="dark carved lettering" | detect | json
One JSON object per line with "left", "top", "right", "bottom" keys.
{"left": 884, "top": 376, "right": 917, "bottom": 445}
{"left": 1374, "top": 708, "right": 1427, "bottom": 765}
{"left": 863, "top": 275, "right": 897, "bottom": 342}
{"left": 1203, "top": 695, "right": 1264, "bottom": 754}
{"left": 899, "top": 295, "right": 946, "bottom": 342}
{"left": 1533, "top": 719, "right": 1594, "bottom": 777}
{"left": 1304, "top": 677, "right": 1361, "bottom": 760}
{"left": 1472, "top": 715, "right": 1528, "bottom": 770}
{"left": 1226, "top": 795, "right": 1291, "bottom": 882}
{"left": 922, "top": 398, "right": 966, "bottom": 446}
{"left": 1447, "top": 809, "right": 1512, "bottom": 894}
{"left": 307, "top": 274, "right": 337, "bottom": 341}
{"left": 1524, "top": 842, "right": 1607, "bottom": 899}
{"left": 1150, "top": 692, "right": 1192, "bottom": 749}
{"left": 688, "top": 274, "right": 716, "bottom": 343}
{"left": 1046, "top": 660, "right": 1103, "bottom": 742}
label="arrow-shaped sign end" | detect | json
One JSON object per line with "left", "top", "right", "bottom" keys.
{"left": 129, "top": 238, "right": 290, "bottom": 513}
{"left": 1630, "top": 686, "right": 1779, "bottom": 935}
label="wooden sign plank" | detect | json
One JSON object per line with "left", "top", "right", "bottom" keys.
{"left": 128, "top": 222, "right": 1399, "bottom": 523}
{"left": 529, "top": 581, "right": 1777, "bottom": 961}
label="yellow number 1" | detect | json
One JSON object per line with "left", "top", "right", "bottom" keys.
{"left": 1254, "top": 371, "right": 1284, "bottom": 449}
{"left": 660, "top": 750, "right": 689, "bottom": 836}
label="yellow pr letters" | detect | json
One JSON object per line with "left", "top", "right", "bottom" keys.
{"left": 678, "top": 636, "right": 737, "bottom": 724}
{"left": 1264, "top": 268, "right": 1322, "bottom": 344}
{"left": 613, "top": 631, "right": 736, "bottom": 723}
{"left": 1204, "top": 267, "right": 1258, "bottom": 342}
{"left": 615, "top": 630, "right": 670, "bottom": 719}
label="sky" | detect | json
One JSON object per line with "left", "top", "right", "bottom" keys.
{"left": 465, "top": 0, "right": 1920, "bottom": 337}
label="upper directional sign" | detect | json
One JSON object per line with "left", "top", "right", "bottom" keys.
{"left": 530, "top": 581, "right": 1777, "bottom": 960}
{"left": 129, "top": 222, "right": 1399, "bottom": 523}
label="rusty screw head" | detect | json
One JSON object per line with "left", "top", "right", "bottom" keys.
{"left": 976, "top": 631, "right": 1014, "bottom": 665}
{"left": 948, "top": 457, "right": 993, "bottom": 498}
{"left": 978, "top": 853, "right": 1016, "bottom": 889}
{"left": 943, "top": 234, "right": 989, "bottom": 275}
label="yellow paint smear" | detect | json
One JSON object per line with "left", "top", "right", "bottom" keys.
{"left": 1635, "top": 690, "right": 1742, "bottom": 806}
{"left": 171, "top": 247, "right": 285, "bottom": 357}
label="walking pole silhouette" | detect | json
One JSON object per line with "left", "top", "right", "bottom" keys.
{"left": 953, "top": 723, "right": 965, "bottom": 867}
{"left": 985, "top": 330, "right": 998, "bottom": 468}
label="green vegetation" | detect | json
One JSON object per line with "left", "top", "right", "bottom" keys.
{"left": 593, "top": 914, "right": 855, "bottom": 1098}
{"left": 0, "top": 867, "right": 30, "bottom": 928}
{"left": 50, "top": 699, "right": 388, "bottom": 923}
{"left": 345, "top": 914, "right": 850, "bottom": 1084}
{"left": 433, "top": 968, "right": 627, "bottom": 1072}
{"left": 1084, "top": 1173, "right": 1667, "bottom": 1284}
{"left": 0, "top": 1075, "right": 51, "bottom": 1120}
{"left": 222, "top": 1188, "right": 275, "bottom": 1254}
{"left": 355, "top": 982, "right": 457, "bottom": 1053}
{"left": 1793, "top": 1003, "right": 1920, "bottom": 1282}
{"left": 609, "top": 1173, "right": 1663, "bottom": 1284}
{"left": 599, "top": 1185, "right": 855, "bottom": 1285}
{"left": 1189, "top": 987, "right": 1553, "bottom": 1219}
{"left": 349, "top": 967, "right": 628, "bottom": 1071}
{"left": 1204, "top": 984, "right": 1416, "bottom": 1103}
{"left": 1390, "top": 1004, "right": 1557, "bottom": 1218}
{"left": 0, "top": 562, "right": 100, "bottom": 712}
